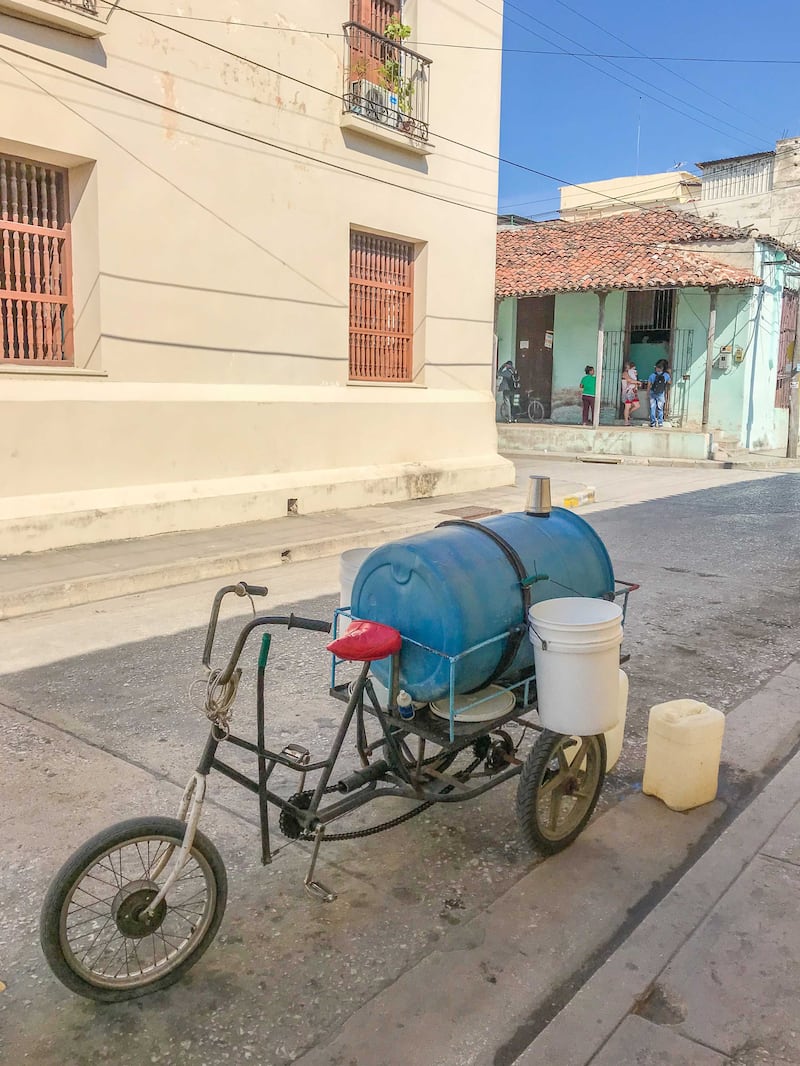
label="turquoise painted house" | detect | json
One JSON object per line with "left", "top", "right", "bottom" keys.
{"left": 495, "top": 210, "right": 800, "bottom": 450}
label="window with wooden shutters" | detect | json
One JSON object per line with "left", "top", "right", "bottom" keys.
{"left": 350, "top": 0, "right": 398, "bottom": 34}
{"left": 349, "top": 232, "right": 415, "bottom": 382}
{"left": 0, "top": 155, "right": 74, "bottom": 365}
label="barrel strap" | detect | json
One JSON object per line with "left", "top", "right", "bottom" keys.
{"left": 436, "top": 519, "right": 531, "bottom": 686}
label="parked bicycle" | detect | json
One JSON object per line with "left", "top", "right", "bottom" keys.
{"left": 497, "top": 389, "right": 546, "bottom": 424}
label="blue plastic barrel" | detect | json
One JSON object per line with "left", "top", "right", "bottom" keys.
{"left": 350, "top": 508, "right": 615, "bottom": 703}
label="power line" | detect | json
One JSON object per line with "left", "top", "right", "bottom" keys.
{"left": 498, "top": 0, "right": 769, "bottom": 148}
{"left": 0, "top": 42, "right": 498, "bottom": 217}
{"left": 548, "top": 0, "right": 764, "bottom": 129}
{"left": 0, "top": 21, "right": 782, "bottom": 238}
{"left": 82, "top": 1, "right": 720, "bottom": 222}
{"left": 90, "top": 9, "right": 800, "bottom": 63}
{"left": 2, "top": 41, "right": 781, "bottom": 265}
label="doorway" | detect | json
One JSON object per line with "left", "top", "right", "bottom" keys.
{"left": 625, "top": 289, "right": 676, "bottom": 422}
{"left": 515, "top": 296, "right": 554, "bottom": 417}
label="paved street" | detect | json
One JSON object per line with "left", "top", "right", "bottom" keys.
{"left": 0, "top": 468, "right": 798, "bottom": 1065}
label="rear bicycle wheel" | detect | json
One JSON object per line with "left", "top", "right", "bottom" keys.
{"left": 516, "top": 731, "right": 606, "bottom": 855}
{"left": 40, "top": 816, "right": 227, "bottom": 1002}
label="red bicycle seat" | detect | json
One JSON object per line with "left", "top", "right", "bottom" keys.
{"left": 327, "top": 620, "right": 402, "bottom": 662}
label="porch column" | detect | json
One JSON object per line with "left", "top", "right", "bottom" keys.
{"left": 592, "top": 291, "right": 608, "bottom": 429}
{"left": 701, "top": 287, "right": 719, "bottom": 431}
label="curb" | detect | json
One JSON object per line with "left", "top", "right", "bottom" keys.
{"left": 0, "top": 490, "right": 595, "bottom": 620}
{"left": 513, "top": 743, "right": 800, "bottom": 1066}
{"left": 506, "top": 450, "right": 800, "bottom": 472}
{"left": 561, "top": 487, "right": 596, "bottom": 508}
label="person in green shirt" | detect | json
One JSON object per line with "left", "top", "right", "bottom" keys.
{"left": 579, "top": 365, "right": 596, "bottom": 425}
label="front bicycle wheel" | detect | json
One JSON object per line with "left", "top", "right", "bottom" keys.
{"left": 527, "top": 398, "right": 546, "bottom": 422}
{"left": 40, "top": 816, "right": 227, "bottom": 1002}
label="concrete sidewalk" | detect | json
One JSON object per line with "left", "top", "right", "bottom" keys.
{"left": 0, "top": 454, "right": 782, "bottom": 622}
{"left": 0, "top": 468, "right": 595, "bottom": 620}
{"left": 517, "top": 667, "right": 800, "bottom": 1066}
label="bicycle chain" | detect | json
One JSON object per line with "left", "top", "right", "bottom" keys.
{"left": 283, "top": 753, "right": 482, "bottom": 844}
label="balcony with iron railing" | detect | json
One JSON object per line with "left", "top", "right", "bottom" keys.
{"left": 342, "top": 22, "right": 432, "bottom": 151}
{"left": 0, "top": 0, "right": 106, "bottom": 36}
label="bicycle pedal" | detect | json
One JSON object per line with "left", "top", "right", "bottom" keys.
{"left": 281, "top": 744, "right": 310, "bottom": 766}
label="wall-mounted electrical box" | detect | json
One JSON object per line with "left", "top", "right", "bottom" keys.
{"left": 716, "top": 346, "right": 732, "bottom": 371}
{"left": 733, "top": 347, "right": 745, "bottom": 364}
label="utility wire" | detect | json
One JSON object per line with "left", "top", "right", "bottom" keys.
{"left": 0, "top": 42, "right": 497, "bottom": 216}
{"left": 105, "top": 0, "right": 776, "bottom": 152}
{"left": 92, "top": 9, "right": 800, "bottom": 62}
{"left": 0, "top": 27, "right": 784, "bottom": 241}
{"left": 548, "top": 0, "right": 764, "bottom": 128}
{"left": 497, "top": 0, "right": 769, "bottom": 148}
{"left": 63, "top": 1, "right": 723, "bottom": 223}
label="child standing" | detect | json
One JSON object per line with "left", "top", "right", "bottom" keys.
{"left": 621, "top": 362, "right": 640, "bottom": 425}
{"left": 579, "top": 365, "right": 596, "bottom": 426}
{"left": 647, "top": 359, "right": 671, "bottom": 427}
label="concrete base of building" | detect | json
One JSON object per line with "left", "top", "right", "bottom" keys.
{"left": 0, "top": 454, "right": 514, "bottom": 555}
{"left": 498, "top": 423, "right": 713, "bottom": 461}
{"left": 0, "top": 381, "right": 514, "bottom": 554}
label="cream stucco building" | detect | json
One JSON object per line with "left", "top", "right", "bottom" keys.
{"left": 559, "top": 171, "right": 701, "bottom": 221}
{"left": 0, "top": 0, "right": 510, "bottom": 554}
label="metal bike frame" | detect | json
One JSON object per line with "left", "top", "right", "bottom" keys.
{"left": 186, "top": 579, "right": 638, "bottom": 870}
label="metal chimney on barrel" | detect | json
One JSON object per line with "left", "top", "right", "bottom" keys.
{"left": 525, "top": 475, "right": 552, "bottom": 517}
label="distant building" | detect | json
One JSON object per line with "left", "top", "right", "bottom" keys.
{"left": 495, "top": 209, "right": 800, "bottom": 451}
{"left": 559, "top": 172, "right": 701, "bottom": 221}
{"left": 693, "top": 138, "right": 800, "bottom": 246}
{"left": 497, "top": 214, "right": 537, "bottom": 228}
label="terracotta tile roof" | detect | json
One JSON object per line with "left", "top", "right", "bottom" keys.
{"left": 496, "top": 209, "right": 764, "bottom": 298}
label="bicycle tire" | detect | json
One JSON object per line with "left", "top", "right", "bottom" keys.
{"left": 527, "top": 398, "right": 545, "bottom": 422}
{"left": 516, "top": 732, "right": 606, "bottom": 855}
{"left": 41, "top": 816, "right": 227, "bottom": 1003}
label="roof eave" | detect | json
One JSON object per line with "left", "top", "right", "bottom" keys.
{"left": 496, "top": 278, "right": 763, "bottom": 299}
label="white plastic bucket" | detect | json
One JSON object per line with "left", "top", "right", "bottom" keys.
{"left": 604, "top": 670, "right": 629, "bottom": 771}
{"left": 528, "top": 597, "right": 623, "bottom": 735}
{"left": 339, "top": 547, "right": 374, "bottom": 609}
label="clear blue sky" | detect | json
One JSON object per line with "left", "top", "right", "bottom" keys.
{"left": 497, "top": 0, "right": 800, "bottom": 217}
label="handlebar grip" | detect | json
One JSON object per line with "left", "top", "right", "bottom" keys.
{"left": 288, "top": 613, "right": 332, "bottom": 634}
{"left": 235, "top": 582, "right": 269, "bottom": 597}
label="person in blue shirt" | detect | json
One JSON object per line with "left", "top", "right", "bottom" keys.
{"left": 647, "top": 359, "right": 671, "bottom": 428}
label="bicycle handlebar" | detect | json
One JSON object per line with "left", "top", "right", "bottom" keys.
{"left": 202, "top": 583, "right": 268, "bottom": 669}
{"left": 288, "top": 613, "right": 332, "bottom": 634}
{"left": 236, "top": 583, "right": 269, "bottom": 598}
{"left": 201, "top": 581, "right": 332, "bottom": 682}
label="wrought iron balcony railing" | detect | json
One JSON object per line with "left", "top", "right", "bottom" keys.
{"left": 343, "top": 22, "right": 432, "bottom": 142}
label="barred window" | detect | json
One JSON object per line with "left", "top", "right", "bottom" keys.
{"left": 0, "top": 154, "right": 73, "bottom": 365}
{"left": 349, "top": 231, "right": 414, "bottom": 382}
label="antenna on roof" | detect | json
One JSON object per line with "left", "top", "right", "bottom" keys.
{"left": 635, "top": 96, "right": 642, "bottom": 176}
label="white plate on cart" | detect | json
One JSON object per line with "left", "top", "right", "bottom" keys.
{"left": 430, "top": 685, "right": 517, "bottom": 724}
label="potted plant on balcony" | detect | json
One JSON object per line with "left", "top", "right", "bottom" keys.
{"left": 379, "top": 15, "right": 416, "bottom": 134}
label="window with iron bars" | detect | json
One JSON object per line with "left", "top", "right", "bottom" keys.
{"left": 0, "top": 154, "right": 74, "bottom": 365}
{"left": 349, "top": 231, "right": 415, "bottom": 382}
